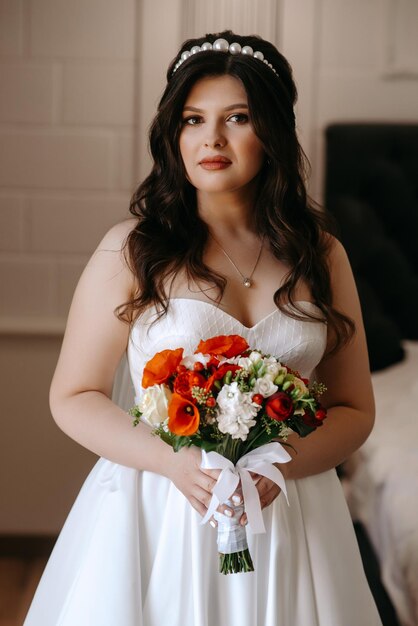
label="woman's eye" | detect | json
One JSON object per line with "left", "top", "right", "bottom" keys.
{"left": 228, "top": 113, "right": 249, "bottom": 124}
{"left": 182, "top": 116, "right": 202, "bottom": 125}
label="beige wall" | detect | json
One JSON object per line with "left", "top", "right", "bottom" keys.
{"left": 0, "top": 0, "right": 137, "bottom": 329}
{"left": 0, "top": 0, "right": 138, "bottom": 533}
{"left": 1, "top": 0, "right": 418, "bottom": 533}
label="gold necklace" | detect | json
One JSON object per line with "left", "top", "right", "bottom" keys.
{"left": 210, "top": 233, "right": 265, "bottom": 288}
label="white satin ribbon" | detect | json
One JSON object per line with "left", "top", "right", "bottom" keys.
{"left": 200, "top": 442, "right": 292, "bottom": 534}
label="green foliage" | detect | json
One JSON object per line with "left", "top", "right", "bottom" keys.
{"left": 128, "top": 405, "right": 142, "bottom": 427}
{"left": 172, "top": 436, "right": 193, "bottom": 452}
{"left": 287, "top": 416, "right": 315, "bottom": 438}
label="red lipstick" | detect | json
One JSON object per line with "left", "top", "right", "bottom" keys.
{"left": 199, "top": 156, "right": 232, "bottom": 170}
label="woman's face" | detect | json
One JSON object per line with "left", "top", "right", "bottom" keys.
{"left": 179, "top": 74, "right": 266, "bottom": 195}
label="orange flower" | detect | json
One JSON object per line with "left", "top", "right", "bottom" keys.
{"left": 196, "top": 335, "right": 249, "bottom": 358}
{"left": 168, "top": 393, "right": 200, "bottom": 436}
{"left": 173, "top": 370, "right": 207, "bottom": 401}
{"left": 142, "top": 348, "right": 184, "bottom": 388}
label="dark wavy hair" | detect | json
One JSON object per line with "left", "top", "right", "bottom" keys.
{"left": 117, "top": 30, "right": 354, "bottom": 354}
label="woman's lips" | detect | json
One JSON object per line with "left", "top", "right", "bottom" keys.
{"left": 199, "top": 158, "right": 232, "bottom": 171}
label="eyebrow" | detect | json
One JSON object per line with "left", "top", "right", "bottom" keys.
{"left": 182, "top": 103, "right": 249, "bottom": 112}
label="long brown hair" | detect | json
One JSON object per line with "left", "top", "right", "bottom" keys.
{"left": 117, "top": 30, "right": 354, "bottom": 354}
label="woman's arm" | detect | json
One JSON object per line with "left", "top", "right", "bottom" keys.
{"left": 49, "top": 219, "right": 172, "bottom": 473}
{"left": 281, "top": 237, "right": 375, "bottom": 480}
{"left": 49, "top": 220, "right": 231, "bottom": 518}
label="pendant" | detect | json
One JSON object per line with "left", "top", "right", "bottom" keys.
{"left": 243, "top": 278, "right": 252, "bottom": 288}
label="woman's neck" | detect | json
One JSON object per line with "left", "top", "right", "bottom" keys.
{"left": 197, "top": 187, "right": 257, "bottom": 237}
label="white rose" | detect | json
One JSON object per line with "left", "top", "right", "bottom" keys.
{"left": 136, "top": 384, "right": 172, "bottom": 426}
{"left": 292, "top": 377, "right": 308, "bottom": 397}
{"left": 252, "top": 376, "right": 278, "bottom": 398}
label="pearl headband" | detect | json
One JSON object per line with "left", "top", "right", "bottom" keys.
{"left": 172, "top": 38, "right": 279, "bottom": 77}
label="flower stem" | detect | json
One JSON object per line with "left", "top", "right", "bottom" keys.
{"left": 219, "top": 549, "right": 254, "bottom": 574}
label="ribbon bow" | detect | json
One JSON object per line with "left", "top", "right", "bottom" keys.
{"left": 200, "top": 442, "right": 291, "bottom": 534}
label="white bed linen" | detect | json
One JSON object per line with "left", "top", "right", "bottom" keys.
{"left": 347, "top": 341, "right": 418, "bottom": 626}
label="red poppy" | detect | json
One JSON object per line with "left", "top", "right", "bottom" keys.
{"left": 142, "top": 348, "right": 184, "bottom": 388}
{"left": 196, "top": 335, "right": 249, "bottom": 358}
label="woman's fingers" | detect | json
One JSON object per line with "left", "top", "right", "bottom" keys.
{"left": 211, "top": 492, "right": 244, "bottom": 529}
{"left": 238, "top": 477, "right": 282, "bottom": 526}
{"left": 198, "top": 468, "right": 275, "bottom": 530}
{"left": 255, "top": 477, "right": 281, "bottom": 508}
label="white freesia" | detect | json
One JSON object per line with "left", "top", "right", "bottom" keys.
{"left": 248, "top": 351, "right": 262, "bottom": 364}
{"left": 252, "top": 376, "right": 278, "bottom": 398}
{"left": 136, "top": 384, "right": 172, "bottom": 426}
{"left": 216, "top": 382, "right": 259, "bottom": 441}
{"left": 181, "top": 352, "right": 210, "bottom": 369}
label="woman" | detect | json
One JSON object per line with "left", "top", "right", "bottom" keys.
{"left": 25, "top": 31, "right": 382, "bottom": 625}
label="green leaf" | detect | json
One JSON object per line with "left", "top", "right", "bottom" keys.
{"left": 190, "top": 439, "right": 221, "bottom": 453}
{"left": 157, "top": 430, "right": 176, "bottom": 446}
{"left": 287, "top": 417, "right": 315, "bottom": 438}
{"left": 172, "top": 436, "right": 193, "bottom": 452}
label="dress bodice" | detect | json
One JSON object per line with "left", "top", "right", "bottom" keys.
{"left": 127, "top": 299, "right": 327, "bottom": 393}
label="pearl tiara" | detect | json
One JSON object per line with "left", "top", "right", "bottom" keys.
{"left": 172, "top": 38, "right": 278, "bottom": 76}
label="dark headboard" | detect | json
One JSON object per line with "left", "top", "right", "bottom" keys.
{"left": 324, "top": 123, "right": 418, "bottom": 370}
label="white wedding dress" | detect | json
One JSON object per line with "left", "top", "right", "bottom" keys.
{"left": 24, "top": 299, "right": 382, "bottom": 626}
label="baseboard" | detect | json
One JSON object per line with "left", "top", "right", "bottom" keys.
{"left": 0, "top": 534, "right": 57, "bottom": 558}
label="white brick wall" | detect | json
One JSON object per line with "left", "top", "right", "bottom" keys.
{"left": 28, "top": 0, "right": 136, "bottom": 60}
{"left": 0, "top": 0, "right": 137, "bottom": 328}
{"left": 0, "top": 0, "right": 139, "bottom": 533}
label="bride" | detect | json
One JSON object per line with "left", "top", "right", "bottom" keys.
{"left": 25, "top": 31, "right": 382, "bottom": 625}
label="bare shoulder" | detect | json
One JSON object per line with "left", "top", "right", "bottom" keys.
{"left": 96, "top": 217, "right": 138, "bottom": 251}
{"left": 86, "top": 218, "right": 138, "bottom": 295}
{"left": 51, "top": 218, "right": 139, "bottom": 400}
{"left": 319, "top": 233, "right": 353, "bottom": 300}
{"left": 323, "top": 232, "right": 347, "bottom": 264}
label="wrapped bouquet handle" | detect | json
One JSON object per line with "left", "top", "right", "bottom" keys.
{"left": 201, "top": 441, "right": 292, "bottom": 533}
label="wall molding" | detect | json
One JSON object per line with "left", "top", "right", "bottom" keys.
{"left": 180, "top": 0, "right": 281, "bottom": 44}
{"left": 0, "top": 316, "right": 66, "bottom": 336}
{"left": 382, "top": 0, "right": 418, "bottom": 79}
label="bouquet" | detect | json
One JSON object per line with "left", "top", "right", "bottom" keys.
{"left": 129, "top": 334, "right": 327, "bottom": 574}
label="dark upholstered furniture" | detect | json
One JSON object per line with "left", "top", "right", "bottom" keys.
{"left": 324, "top": 123, "right": 418, "bottom": 371}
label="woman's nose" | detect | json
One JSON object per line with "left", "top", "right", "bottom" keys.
{"left": 204, "top": 124, "right": 226, "bottom": 148}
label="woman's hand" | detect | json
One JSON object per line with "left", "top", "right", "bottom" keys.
{"left": 235, "top": 469, "right": 283, "bottom": 527}
{"left": 203, "top": 468, "right": 283, "bottom": 528}
{"left": 166, "top": 446, "right": 240, "bottom": 523}
{"left": 240, "top": 470, "right": 281, "bottom": 526}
